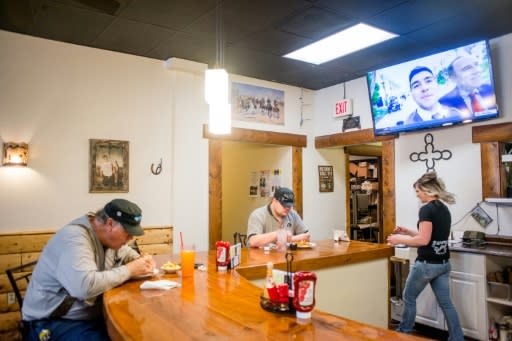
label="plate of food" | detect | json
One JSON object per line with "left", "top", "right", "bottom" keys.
{"left": 296, "top": 241, "right": 316, "bottom": 249}
{"left": 161, "top": 261, "right": 181, "bottom": 274}
{"left": 133, "top": 268, "right": 159, "bottom": 279}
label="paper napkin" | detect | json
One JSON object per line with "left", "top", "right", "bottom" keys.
{"left": 140, "top": 280, "right": 181, "bottom": 290}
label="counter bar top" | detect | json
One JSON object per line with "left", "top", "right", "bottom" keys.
{"left": 451, "top": 242, "right": 512, "bottom": 257}
{"left": 104, "top": 240, "right": 431, "bottom": 340}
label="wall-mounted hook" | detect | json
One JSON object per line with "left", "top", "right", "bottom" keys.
{"left": 151, "top": 158, "right": 162, "bottom": 175}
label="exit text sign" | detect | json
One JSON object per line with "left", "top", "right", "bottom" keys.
{"left": 334, "top": 98, "right": 352, "bottom": 117}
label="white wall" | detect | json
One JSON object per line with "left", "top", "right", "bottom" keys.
{"left": 0, "top": 31, "right": 173, "bottom": 231}
{"left": 0, "top": 30, "right": 342, "bottom": 251}
{"left": 1, "top": 28, "right": 510, "bottom": 251}
{"left": 313, "top": 32, "right": 512, "bottom": 238}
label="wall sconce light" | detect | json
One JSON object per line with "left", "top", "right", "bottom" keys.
{"left": 2, "top": 142, "right": 29, "bottom": 166}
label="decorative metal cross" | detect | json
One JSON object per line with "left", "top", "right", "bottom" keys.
{"left": 409, "top": 133, "right": 452, "bottom": 172}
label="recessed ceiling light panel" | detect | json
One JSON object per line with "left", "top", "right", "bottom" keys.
{"left": 283, "top": 23, "right": 398, "bottom": 65}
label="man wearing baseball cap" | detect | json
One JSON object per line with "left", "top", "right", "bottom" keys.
{"left": 247, "top": 187, "right": 310, "bottom": 247}
{"left": 22, "top": 199, "right": 156, "bottom": 340}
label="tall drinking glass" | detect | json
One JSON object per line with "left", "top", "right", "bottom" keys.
{"left": 276, "top": 228, "right": 287, "bottom": 252}
{"left": 180, "top": 244, "right": 195, "bottom": 277}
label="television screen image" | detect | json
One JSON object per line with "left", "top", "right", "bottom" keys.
{"left": 367, "top": 40, "right": 498, "bottom": 136}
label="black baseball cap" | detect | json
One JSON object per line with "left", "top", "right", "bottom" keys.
{"left": 104, "top": 199, "right": 144, "bottom": 236}
{"left": 274, "top": 187, "right": 295, "bottom": 208}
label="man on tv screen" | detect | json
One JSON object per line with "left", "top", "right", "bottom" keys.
{"left": 405, "top": 66, "right": 457, "bottom": 124}
{"left": 439, "top": 55, "right": 497, "bottom": 118}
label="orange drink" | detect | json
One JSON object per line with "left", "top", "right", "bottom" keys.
{"left": 180, "top": 244, "right": 195, "bottom": 277}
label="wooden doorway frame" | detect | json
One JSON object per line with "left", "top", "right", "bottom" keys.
{"left": 472, "top": 122, "right": 512, "bottom": 198}
{"left": 203, "top": 125, "right": 307, "bottom": 250}
{"left": 315, "top": 128, "right": 398, "bottom": 239}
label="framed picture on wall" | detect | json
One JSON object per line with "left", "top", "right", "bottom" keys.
{"left": 318, "top": 165, "right": 334, "bottom": 192}
{"left": 231, "top": 82, "right": 285, "bottom": 125}
{"left": 89, "top": 139, "right": 129, "bottom": 193}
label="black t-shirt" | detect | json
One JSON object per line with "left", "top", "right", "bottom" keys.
{"left": 416, "top": 200, "right": 451, "bottom": 262}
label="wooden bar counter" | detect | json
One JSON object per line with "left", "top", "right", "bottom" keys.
{"left": 104, "top": 240, "right": 431, "bottom": 340}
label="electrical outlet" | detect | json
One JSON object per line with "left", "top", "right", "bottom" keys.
{"left": 7, "top": 292, "right": 15, "bottom": 305}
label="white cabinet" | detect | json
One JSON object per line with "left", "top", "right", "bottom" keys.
{"left": 450, "top": 252, "right": 487, "bottom": 340}
{"left": 416, "top": 284, "right": 445, "bottom": 328}
{"left": 408, "top": 250, "right": 487, "bottom": 340}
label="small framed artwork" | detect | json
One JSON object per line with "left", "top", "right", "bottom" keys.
{"left": 318, "top": 165, "right": 334, "bottom": 192}
{"left": 90, "top": 139, "right": 129, "bottom": 193}
{"left": 342, "top": 116, "right": 361, "bottom": 132}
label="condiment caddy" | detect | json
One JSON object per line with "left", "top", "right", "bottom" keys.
{"left": 259, "top": 252, "right": 317, "bottom": 320}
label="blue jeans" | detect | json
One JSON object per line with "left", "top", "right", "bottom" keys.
{"left": 25, "top": 317, "right": 110, "bottom": 341}
{"left": 397, "top": 260, "right": 464, "bottom": 341}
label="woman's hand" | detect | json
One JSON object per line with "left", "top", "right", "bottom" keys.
{"left": 387, "top": 234, "right": 402, "bottom": 246}
{"left": 393, "top": 226, "right": 409, "bottom": 235}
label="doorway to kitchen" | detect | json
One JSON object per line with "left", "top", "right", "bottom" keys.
{"left": 345, "top": 144, "right": 383, "bottom": 243}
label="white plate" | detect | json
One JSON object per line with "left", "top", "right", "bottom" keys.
{"left": 296, "top": 242, "right": 316, "bottom": 249}
{"left": 132, "top": 268, "right": 159, "bottom": 279}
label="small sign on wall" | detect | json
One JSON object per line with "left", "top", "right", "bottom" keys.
{"left": 318, "top": 165, "right": 334, "bottom": 192}
{"left": 334, "top": 98, "right": 353, "bottom": 117}
{"left": 342, "top": 116, "right": 361, "bottom": 132}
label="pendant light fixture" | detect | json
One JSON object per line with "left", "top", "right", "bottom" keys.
{"left": 205, "top": 0, "right": 231, "bottom": 134}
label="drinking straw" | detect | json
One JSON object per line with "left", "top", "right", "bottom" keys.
{"left": 180, "top": 231, "right": 184, "bottom": 249}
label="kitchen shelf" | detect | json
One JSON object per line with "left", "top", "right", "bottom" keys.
{"left": 487, "top": 297, "right": 512, "bottom": 306}
{"left": 485, "top": 198, "right": 512, "bottom": 205}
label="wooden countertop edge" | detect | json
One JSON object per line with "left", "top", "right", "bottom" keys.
{"left": 103, "top": 243, "right": 432, "bottom": 341}
{"left": 237, "top": 246, "right": 394, "bottom": 280}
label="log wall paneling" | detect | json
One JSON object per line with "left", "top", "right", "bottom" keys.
{"left": 0, "top": 226, "right": 172, "bottom": 340}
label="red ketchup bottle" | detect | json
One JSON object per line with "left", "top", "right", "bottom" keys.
{"left": 292, "top": 271, "right": 317, "bottom": 320}
{"left": 215, "top": 241, "right": 230, "bottom": 271}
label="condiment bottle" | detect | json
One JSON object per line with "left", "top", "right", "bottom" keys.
{"left": 293, "top": 271, "right": 317, "bottom": 320}
{"left": 266, "top": 262, "right": 278, "bottom": 301}
{"left": 215, "top": 241, "right": 230, "bottom": 271}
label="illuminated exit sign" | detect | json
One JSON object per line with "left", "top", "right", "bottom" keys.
{"left": 334, "top": 98, "right": 353, "bottom": 117}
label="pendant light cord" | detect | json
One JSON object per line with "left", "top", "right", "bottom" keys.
{"left": 216, "top": 0, "right": 224, "bottom": 69}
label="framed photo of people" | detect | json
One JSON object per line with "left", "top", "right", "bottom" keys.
{"left": 231, "top": 82, "right": 285, "bottom": 125}
{"left": 89, "top": 139, "right": 129, "bottom": 193}
{"left": 318, "top": 165, "right": 334, "bottom": 192}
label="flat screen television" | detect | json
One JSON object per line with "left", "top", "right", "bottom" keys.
{"left": 367, "top": 40, "right": 499, "bottom": 136}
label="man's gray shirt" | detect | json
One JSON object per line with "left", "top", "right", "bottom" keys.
{"left": 247, "top": 205, "right": 307, "bottom": 246}
{"left": 22, "top": 215, "right": 139, "bottom": 321}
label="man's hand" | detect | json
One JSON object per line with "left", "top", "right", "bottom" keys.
{"left": 126, "top": 254, "right": 156, "bottom": 277}
{"left": 291, "top": 232, "right": 310, "bottom": 242}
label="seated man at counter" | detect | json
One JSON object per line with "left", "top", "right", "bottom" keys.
{"left": 22, "top": 199, "right": 157, "bottom": 341}
{"left": 247, "top": 187, "right": 310, "bottom": 247}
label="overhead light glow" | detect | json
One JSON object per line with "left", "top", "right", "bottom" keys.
{"left": 208, "top": 102, "right": 231, "bottom": 135}
{"left": 283, "top": 23, "right": 398, "bottom": 65}
{"left": 205, "top": 68, "right": 229, "bottom": 104}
